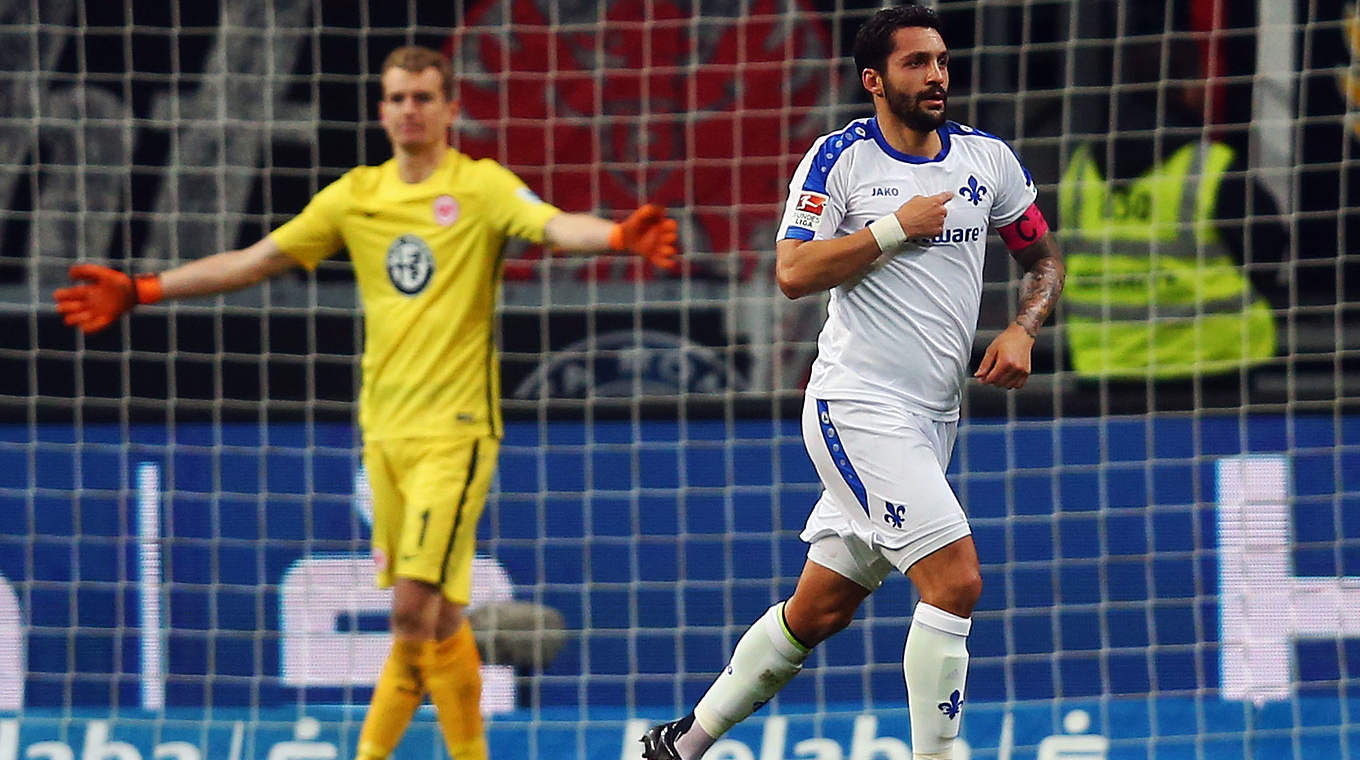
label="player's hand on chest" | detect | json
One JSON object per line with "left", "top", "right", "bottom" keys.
{"left": 850, "top": 172, "right": 990, "bottom": 245}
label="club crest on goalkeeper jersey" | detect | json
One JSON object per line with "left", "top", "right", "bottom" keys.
{"left": 270, "top": 149, "right": 561, "bottom": 440}
{"left": 777, "top": 118, "right": 1037, "bottom": 421}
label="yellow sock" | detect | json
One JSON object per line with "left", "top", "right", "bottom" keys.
{"left": 356, "top": 638, "right": 426, "bottom": 760}
{"left": 423, "top": 623, "right": 487, "bottom": 760}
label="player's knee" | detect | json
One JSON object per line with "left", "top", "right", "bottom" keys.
{"left": 932, "top": 570, "right": 982, "bottom": 618}
{"left": 390, "top": 580, "right": 444, "bottom": 638}
{"left": 787, "top": 601, "right": 857, "bottom": 646}
{"left": 819, "top": 605, "right": 859, "bottom": 641}
{"left": 389, "top": 603, "right": 432, "bottom": 638}
{"left": 958, "top": 569, "right": 983, "bottom": 612}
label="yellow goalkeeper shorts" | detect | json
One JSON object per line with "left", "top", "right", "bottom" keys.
{"left": 364, "top": 435, "right": 499, "bottom": 605}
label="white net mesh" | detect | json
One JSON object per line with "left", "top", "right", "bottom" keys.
{"left": 1, "top": 1, "right": 1357, "bottom": 758}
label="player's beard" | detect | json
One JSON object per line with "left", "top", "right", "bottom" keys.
{"left": 884, "top": 80, "right": 947, "bottom": 133}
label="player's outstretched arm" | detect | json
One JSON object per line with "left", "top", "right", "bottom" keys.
{"left": 543, "top": 204, "right": 679, "bottom": 271}
{"left": 776, "top": 191, "right": 952, "bottom": 299}
{"left": 54, "top": 237, "right": 298, "bottom": 334}
{"left": 974, "top": 231, "right": 1065, "bottom": 389}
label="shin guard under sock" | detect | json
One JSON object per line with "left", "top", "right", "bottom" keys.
{"left": 903, "top": 602, "right": 971, "bottom": 759}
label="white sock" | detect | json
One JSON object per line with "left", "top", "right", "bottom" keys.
{"left": 692, "top": 602, "right": 811, "bottom": 744}
{"left": 671, "top": 715, "right": 714, "bottom": 760}
{"left": 903, "top": 602, "right": 971, "bottom": 760}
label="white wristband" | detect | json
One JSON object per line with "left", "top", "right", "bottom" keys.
{"left": 868, "top": 213, "right": 908, "bottom": 253}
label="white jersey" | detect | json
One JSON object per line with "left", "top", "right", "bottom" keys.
{"left": 778, "top": 117, "right": 1037, "bottom": 420}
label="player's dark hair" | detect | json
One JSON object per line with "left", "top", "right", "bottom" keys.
{"left": 381, "top": 45, "right": 455, "bottom": 101}
{"left": 853, "top": 4, "right": 944, "bottom": 75}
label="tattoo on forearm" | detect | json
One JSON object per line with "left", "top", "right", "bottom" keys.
{"left": 1015, "top": 250, "right": 1065, "bottom": 338}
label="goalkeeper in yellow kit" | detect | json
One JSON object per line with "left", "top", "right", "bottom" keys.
{"left": 54, "top": 45, "right": 677, "bottom": 760}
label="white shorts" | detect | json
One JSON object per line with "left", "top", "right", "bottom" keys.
{"left": 800, "top": 396, "right": 971, "bottom": 590}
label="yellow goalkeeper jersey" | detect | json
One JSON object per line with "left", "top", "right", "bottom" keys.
{"left": 270, "top": 148, "right": 561, "bottom": 440}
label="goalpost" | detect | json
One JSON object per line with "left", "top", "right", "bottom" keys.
{"left": 0, "top": 1, "right": 1356, "bottom": 758}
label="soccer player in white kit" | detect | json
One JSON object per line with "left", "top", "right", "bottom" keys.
{"left": 641, "top": 6, "right": 1065, "bottom": 760}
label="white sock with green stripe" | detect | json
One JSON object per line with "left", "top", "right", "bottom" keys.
{"left": 691, "top": 601, "right": 811, "bottom": 747}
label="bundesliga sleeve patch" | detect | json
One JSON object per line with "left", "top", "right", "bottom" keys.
{"left": 791, "top": 191, "right": 828, "bottom": 231}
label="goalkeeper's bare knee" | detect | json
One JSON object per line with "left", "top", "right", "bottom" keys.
{"left": 390, "top": 577, "right": 453, "bottom": 639}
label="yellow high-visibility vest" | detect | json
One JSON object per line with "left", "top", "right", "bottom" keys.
{"left": 1058, "top": 141, "right": 1276, "bottom": 378}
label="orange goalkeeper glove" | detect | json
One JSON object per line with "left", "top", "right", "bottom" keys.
{"left": 54, "top": 264, "right": 163, "bottom": 334}
{"left": 609, "top": 204, "right": 679, "bottom": 272}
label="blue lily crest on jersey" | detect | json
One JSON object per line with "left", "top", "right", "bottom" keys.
{"left": 884, "top": 501, "right": 906, "bottom": 529}
{"left": 959, "top": 175, "right": 987, "bottom": 205}
{"left": 938, "top": 689, "right": 964, "bottom": 719}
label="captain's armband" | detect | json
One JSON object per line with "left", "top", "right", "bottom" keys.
{"left": 996, "top": 202, "right": 1049, "bottom": 251}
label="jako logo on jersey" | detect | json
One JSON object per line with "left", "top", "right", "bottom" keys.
{"left": 386, "top": 235, "right": 435, "bottom": 295}
{"left": 871, "top": 187, "right": 900, "bottom": 197}
{"left": 959, "top": 175, "right": 987, "bottom": 205}
{"left": 792, "top": 191, "right": 828, "bottom": 231}
{"left": 433, "top": 194, "right": 459, "bottom": 226}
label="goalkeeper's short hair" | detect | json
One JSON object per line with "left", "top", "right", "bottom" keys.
{"left": 382, "top": 45, "right": 455, "bottom": 101}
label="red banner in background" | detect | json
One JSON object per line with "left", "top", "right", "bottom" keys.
{"left": 448, "top": 0, "right": 834, "bottom": 286}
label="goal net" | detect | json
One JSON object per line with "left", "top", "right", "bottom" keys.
{"left": 1, "top": 0, "right": 1357, "bottom": 758}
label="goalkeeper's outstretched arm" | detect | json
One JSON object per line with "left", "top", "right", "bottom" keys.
{"left": 543, "top": 204, "right": 679, "bottom": 272}
{"left": 54, "top": 237, "right": 297, "bottom": 334}
{"left": 157, "top": 237, "right": 297, "bottom": 299}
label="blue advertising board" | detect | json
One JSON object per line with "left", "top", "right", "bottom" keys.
{"left": 0, "top": 414, "right": 1357, "bottom": 758}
